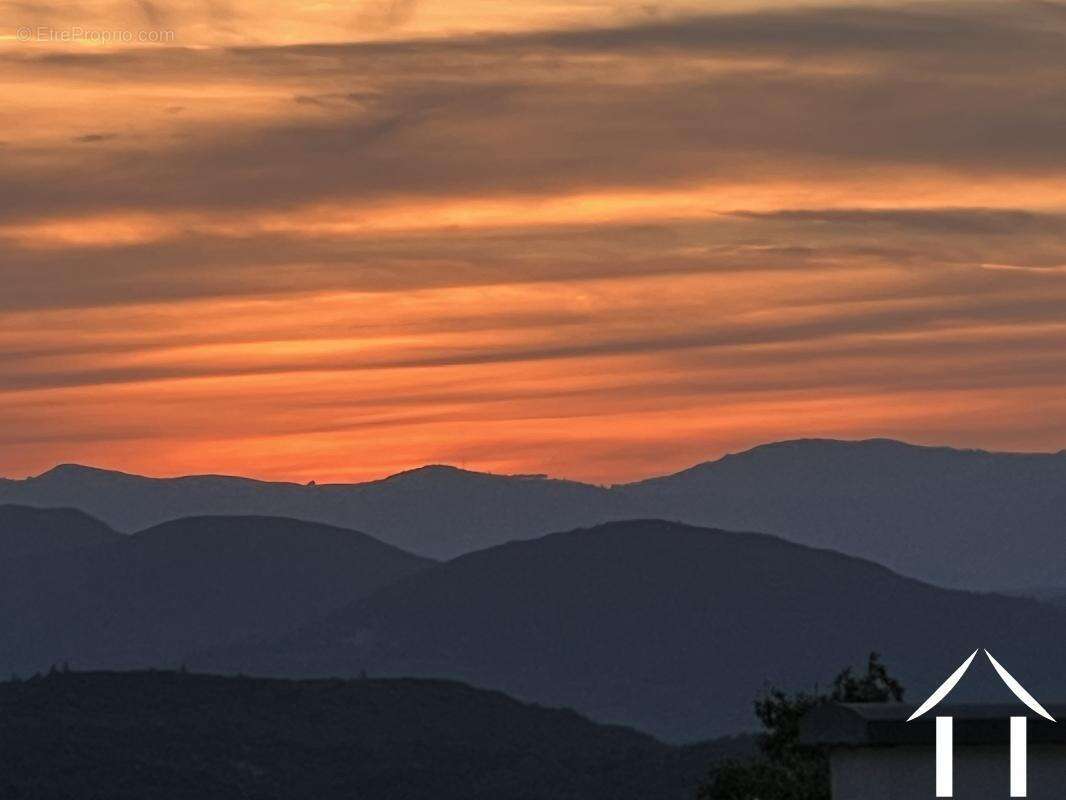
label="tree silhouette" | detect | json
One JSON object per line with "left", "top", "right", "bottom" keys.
{"left": 698, "top": 652, "right": 903, "bottom": 800}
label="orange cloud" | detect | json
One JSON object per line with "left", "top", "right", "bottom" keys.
{"left": 2, "top": 1, "right": 1066, "bottom": 483}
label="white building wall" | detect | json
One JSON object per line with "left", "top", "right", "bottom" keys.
{"left": 830, "top": 745, "right": 1066, "bottom": 800}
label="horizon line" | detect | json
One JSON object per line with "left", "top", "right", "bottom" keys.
{"left": 3, "top": 436, "right": 1063, "bottom": 488}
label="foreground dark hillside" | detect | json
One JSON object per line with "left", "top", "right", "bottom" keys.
{"left": 197, "top": 519, "right": 1066, "bottom": 741}
{"left": 0, "top": 671, "right": 751, "bottom": 800}
{"left": 4, "top": 439, "right": 1065, "bottom": 587}
{"left": 0, "top": 515, "right": 433, "bottom": 676}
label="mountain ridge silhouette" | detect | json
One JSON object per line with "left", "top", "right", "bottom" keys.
{"left": 191, "top": 519, "right": 1066, "bottom": 741}
{"left": 0, "top": 514, "right": 433, "bottom": 677}
{"left": 4, "top": 437, "right": 1064, "bottom": 587}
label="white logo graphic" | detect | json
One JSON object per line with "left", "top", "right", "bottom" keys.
{"left": 908, "top": 649, "right": 1055, "bottom": 798}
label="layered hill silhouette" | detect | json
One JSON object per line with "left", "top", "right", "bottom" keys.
{"left": 195, "top": 520, "right": 1066, "bottom": 742}
{"left": 0, "top": 461, "right": 624, "bottom": 563}
{"left": 621, "top": 438, "right": 1066, "bottom": 590}
{"left": 3, "top": 438, "right": 1065, "bottom": 587}
{"left": 7, "top": 512, "right": 1066, "bottom": 742}
{"left": 0, "top": 513, "right": 432, "bottom": 677}
{"left": 0, "top": 504, "right": 122, "bottom": 559}
{"left": 0, "top": 670, "right": 752, "bottom": 800}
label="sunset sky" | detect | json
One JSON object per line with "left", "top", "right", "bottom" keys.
{"left": 2, "top": 0, "right": 1065, "bottom": 484}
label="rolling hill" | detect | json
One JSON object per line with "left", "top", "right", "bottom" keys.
{"left": 3, "top": 439, "right": 1064, "bottom": 587}
{"left": 0, "top": 515, "right": 433, "bottom": 676}
{"left": 0, "top": 504, "right": 122, "bottom": 559}
{"left": 622, "top": 438, "right": 1066, "bottom": 590}
{"left": 0, "top": 670, "right": 753, "bottom": 800}
{"left": 0, "top": 462, "right": 626, "bottom": 560}
{"left": 194, "top": 519, "right": 1066, "bottom": 742}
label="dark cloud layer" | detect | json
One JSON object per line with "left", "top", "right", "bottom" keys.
{"left": 3, "top": 2, "right": 1066, "bottom": 225}
{"left": 3, "top": 208, "right": 1065, "bottom": 312}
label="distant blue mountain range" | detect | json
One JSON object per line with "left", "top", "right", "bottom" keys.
{"left": 3, "top": 438, "right": 1064, "bottom": 588}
